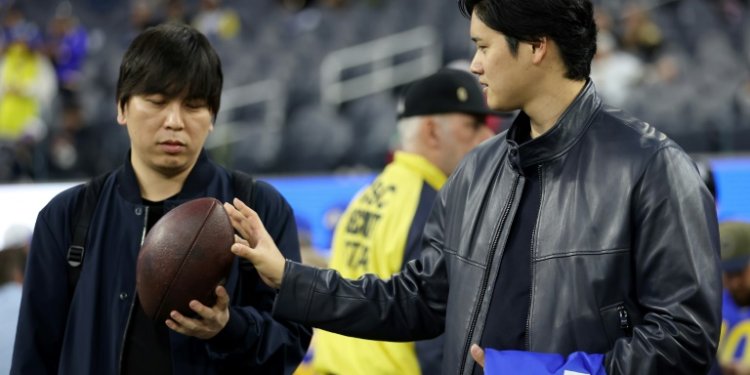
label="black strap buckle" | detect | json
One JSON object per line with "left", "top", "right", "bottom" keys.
{"left": 617, "top": 305, "right": 631, "bottom": 331}
{"left": 67, "top": 245, "right": 85, "bottom": 267}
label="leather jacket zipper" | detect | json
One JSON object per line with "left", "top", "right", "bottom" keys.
{"left": 118, "top": 205, "right": 149, "bottom": 375}
{"left": 525, "top": 164, "right": 543, "bottom": 350}
{"left": 459, "top": 175, "right": 520, "bottom": 374}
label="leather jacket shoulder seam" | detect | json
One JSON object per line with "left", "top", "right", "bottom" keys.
{"left": 534, "top": 247, "right": 629, "bottom": 262}
{"left": 633, "top": 144, "right": 678, "bottom": 189}
{"left": 453, "top": 252, "right": 486, "bottom": 268}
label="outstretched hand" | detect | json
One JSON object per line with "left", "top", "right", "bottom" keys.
{"left": 224, "top": 198, "right": 286, "bottom": 289}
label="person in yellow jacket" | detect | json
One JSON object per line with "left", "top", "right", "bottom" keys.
{"left": 0, "top": 19, "right": 57, "bottom": 141}
{"left": 313, "top": 69, "right": 495, "bottom": 375}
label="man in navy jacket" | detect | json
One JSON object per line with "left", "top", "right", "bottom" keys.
{"left": 11, "top": 23, "right": 311, "bottom": 374}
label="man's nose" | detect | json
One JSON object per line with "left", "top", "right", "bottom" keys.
{"left": 470, "top": 52, "right": 483, "bottom": 75}
{"left": 164, "top": 103, "right": 185, "bottom": 129}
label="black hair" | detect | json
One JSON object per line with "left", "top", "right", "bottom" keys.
{"left": 116, "top": 23, "right": 223, "bottom": 116}
{"left": 459, "top": 0, "right": 597, "bottom": 80}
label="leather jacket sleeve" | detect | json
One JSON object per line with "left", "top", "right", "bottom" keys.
{"left": 272, "top": 186, "right": 451, "bottom": 342}
{"left": 605, "top": 146, "right": 722, "bottom": 374}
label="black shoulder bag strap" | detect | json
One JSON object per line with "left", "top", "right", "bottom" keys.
{"left": 67, "top": 173, "right": 108, "bottom": 300}
{"left": 231, "top": 170, "right": 256, "bottom": 210}
{"left": 231, "top": 170, "right": 257, "bottom": 273}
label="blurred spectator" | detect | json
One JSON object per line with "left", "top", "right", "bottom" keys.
{"left": 0, "top": 7, "right": 57, "bottom": 180}
{"left": 714, "top": 0, "right": 747, "bottom": 48}
{"left": 277, "top": 0, "right": 315, "bottom": 13}
{"left": 0, "top": 245, "right": 28, "bottom": 375}
{"left": 590, "top": 25, "right": 644, "bottom": 107}
{"left": 0, "top": 0, "right": 747, "bottom": 179}
{"left": 165, "top": 0, "right": 191, "bottom": 24}
{"left": 716, "top": 221, "right": 750, "bottom": 375}
{"left": 44, "top": 1, "right": 88, "bottom": 98}
{"left": 621, "top": 2, "right": 664, "bottom": 62}
{"left": 0, "top": 6, "right": 56, "bottom": 142}
{"left": 192, "top": 0, "right": 241, "bottom": 42}
{"left": 321, "top": 0, "right": 349, "bottom": 8}
{"left": 1, "top": 5, "right": 42, "bottom": 51}
{"left": 2, "top": 223, "right": 31, "bottom": 250}
{"left": 624, "top": 50, "right": 697, "bottom": 145}
{"left": 130, "top": 1, "right": 159, "bottom": 33}
{"left": 40, "top": 96, "right": 99, "bottom": 179}
{"left": 277, "top": 105, "right": 353, "bottom": 173}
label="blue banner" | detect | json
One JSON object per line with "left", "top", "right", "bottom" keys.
{"left": 485, "top": 350, "right": 606, "bottom": 375}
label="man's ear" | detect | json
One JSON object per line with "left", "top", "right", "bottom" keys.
{"left": 530, "top": 37, "right": 548, "bottom": 64}
{"left": 116, "top": 103, "right": 127, "bottom": 126}
{"left": 422, "top": 116, "right": 440, "bottom": 148}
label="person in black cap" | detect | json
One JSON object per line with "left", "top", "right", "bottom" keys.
{"left": 312, "top": 68, "right": 493, "bottom": 375}
{"left": 226, "top": 0, "right": 719, "bottom": 373}
{"left": 716, "top": 221, "right": 750, "bottom": 375}
{"left": 721, "top": 222, "right": 750, "bottom": 305}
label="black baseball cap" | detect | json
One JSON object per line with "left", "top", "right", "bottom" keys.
{"left": 397, "top": 68, "right": 492, "bottom": 119}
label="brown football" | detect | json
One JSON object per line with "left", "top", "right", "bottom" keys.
{"left": 136, "top": 197, "right": 235, "bottom": 322}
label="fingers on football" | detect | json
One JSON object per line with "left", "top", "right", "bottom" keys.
{"left": 233, "top": 234, "right": 249, "bottom": 246}
{"left": 166, "top": 311, "right": 194, "bottom": 333}
{"left": 214, "top": 285, "right": 229, "bottom": 310}
{"left": 226, "top": 199, "right": 265, "bottom": 246}
{"left": 224, "top": 202, "right": 251, "bottom": 240}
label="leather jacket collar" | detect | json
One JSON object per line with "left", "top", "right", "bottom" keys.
{"left": 507, "top": 80, "right": 602, "bottom": 170}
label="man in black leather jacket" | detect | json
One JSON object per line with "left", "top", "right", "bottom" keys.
{"left": 225, "top": 0, "right": 721, "bottom": 373}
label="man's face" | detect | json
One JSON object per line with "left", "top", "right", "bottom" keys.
{"left": 469, "top": 11, "right": 534, "bottom": 112}
{"left": 436, "top": 113, "right": 493, "bottom": 175}
{"left": 117, "top": 94, "right": 214, "bottom": 176}
{"left": 724, "top": 265, "right": 750, "bottom": 306}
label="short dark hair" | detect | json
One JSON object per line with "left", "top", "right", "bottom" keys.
{"left": 459, "top": 0, "right": 597, "bottom": 80}
{"left": 116, "top": 23, "right": 223, "bottom": 116}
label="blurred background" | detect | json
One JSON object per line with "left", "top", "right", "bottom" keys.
{"left": 0, "top": 0, "right": 749, "bottom": 253}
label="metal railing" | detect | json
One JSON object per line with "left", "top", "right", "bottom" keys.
{"left": 320, "top": 26, "right": 442, "bottom": 106}
{"left": 206, "top": 79, "right": 287, "bottom": 167}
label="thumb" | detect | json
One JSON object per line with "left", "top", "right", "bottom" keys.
{"left": 233, "top": 234, "right": 249, "bottom": 247}
{"left": 470, "top": 344, "right": 485, "bottom": 368}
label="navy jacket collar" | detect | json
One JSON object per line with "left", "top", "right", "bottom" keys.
{"left": 507, "top": 80, "right": 602, "bottom": 169}
{"left": 116, "top": 149, "right": 217, "bottom": 204}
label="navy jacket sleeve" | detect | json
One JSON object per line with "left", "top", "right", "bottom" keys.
{"left": 205, "top": 180, "right": 312, "bottom": 373}
{"left": 11, "top": 188, "right": 79, "bottom": 374}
